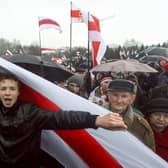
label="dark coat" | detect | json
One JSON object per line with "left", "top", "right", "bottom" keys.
{"left": 0, "top": 101, "right": 97, "bottom": 168}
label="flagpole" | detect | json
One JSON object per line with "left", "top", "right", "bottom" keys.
{"left": 38, "top": 17, "right": 42, "bottom": 56}
{"left": 69, "top": 1, "right": 72, "bottom": 72}
{"left": 87, "top": 12, "right": 90, "bottom": 72}
{"left": 38, "top": 17, "right": 45, "bottom": 78}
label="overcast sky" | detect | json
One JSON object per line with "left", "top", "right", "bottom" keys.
{"left": 0, "top": 0, "right": 168, "bottom": 49}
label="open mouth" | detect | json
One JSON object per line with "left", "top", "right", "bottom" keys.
{"left": 3, "top": 98, "right": 13, "bottom": 105}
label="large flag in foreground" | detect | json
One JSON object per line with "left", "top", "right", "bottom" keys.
{"left": 39, "top": 17, "right": 62, "bottom": 33}
{"left": 71, "top": 3, "right": 107, "bottom": 66}
{"left": 0, "top": 58, "right": 167, "bottom": 168}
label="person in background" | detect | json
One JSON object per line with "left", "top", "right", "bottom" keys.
{"left": 66, "top": 74, "right": 87, "bottom": 98}
{"left": 88, "top": 76, "right": 112, "bottom": 109}
{"left": 158, "top": 62, "right": 168, "bottom": 86}
{"left": 126, "top": 73, "right": 146, "bottom": 113}
{"left": 0, "top": 73, "right": 127, "bottom": 168}
{"left": 106, "top": 79, "right": 155, "bottom": 151}
{"left": 157, "top": 57, "right": 168, "bottom": 72}
{"left": 144, "top": 98, "right": 168, "bottom": 162}
{"left": 91, "top": 72, "right": 105, "bottom": 91}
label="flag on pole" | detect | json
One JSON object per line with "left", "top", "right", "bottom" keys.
{"left": 71, "top": 3, "right": 106, "bottom": 66}
{"left": 71, "top": 3, "right": 84, "bottom": 23}
{"left": 0, "top": 58, "right": 167, "bottom": 168}
{"left": 39, "top": 17, "right": 62, "bottom": 33}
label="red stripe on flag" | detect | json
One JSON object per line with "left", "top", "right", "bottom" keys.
{"left": 40, "top": 48, "right": 56, "bottom": 51}
{"left": 19, "top": 83, "right": 60, "bottom": 110}
{"left": 71, "top": 10, "right": 82, "bottom": 18}
{"left": 39, "top": 19, "right": 60, "bottom": 27}
{"left": 92, "top": 41, "right": 100, "bottom": 66}
{"left": 56, "top": 130, "right": 122, "bottom": 168}
{"left": 19, "top": 83, "right": 122, "bottom": 168}
{"left": 89, "top": 15, "right": 100, "bottom": 32}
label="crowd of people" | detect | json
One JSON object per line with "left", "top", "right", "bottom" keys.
{"left": 62, "top": 56, "right": 168, "bottom": 163}
{"left": 0, "top": 55, "right": 168, "bottom": 167}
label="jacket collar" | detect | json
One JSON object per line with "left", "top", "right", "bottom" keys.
{"left": 0, "top": 100, "right": 21, "bottom": 116}
{"left": 122, "top": 105, "right": 134, "bottom": 128}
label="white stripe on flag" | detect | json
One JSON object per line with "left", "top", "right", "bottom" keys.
{"left": 39, "top": 17, "right": 62, "bottom": 33}
{"left": 41, "top": 130, "right": 88, "bottom": 168}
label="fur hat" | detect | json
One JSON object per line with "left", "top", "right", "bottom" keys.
{"left": 144, "top": 98, "right": 168, "bottom": 114}
{"left": 107, "top": 79, "right": 137, "bottom": 94}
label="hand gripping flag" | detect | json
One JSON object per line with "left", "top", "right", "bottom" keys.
{"left": 71, "top": 3, "right": 106, "bottom": 66}
{"left": 39, "top": 17, "right": 62, "bottom": 33}
{"left": 0, "top": 58, "right": 167, "bottom": 168}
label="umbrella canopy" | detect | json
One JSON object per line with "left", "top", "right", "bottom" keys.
{"left": 0, "top": 54, "right": 73, "bottom": 82}
{"left": 90, "top": 59, "right": 158, "bottom": 73}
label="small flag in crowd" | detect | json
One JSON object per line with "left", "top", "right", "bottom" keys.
{"left": 39, "top": 17, "right": 62, "bottom": 33}
{"left": 51, "top": 57, "right": 63, "bottom": 64}
{"left": 40, "top": 48, "right": 56, "bottom": 54}
{"left": 4, "top": 49, "right": 13, "bottom": 56}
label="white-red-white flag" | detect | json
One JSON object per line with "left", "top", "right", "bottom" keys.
{"left": 71, "top": 3, "right": 84, "bottom": 23}
{"left": 4, "top": 49, "right": 13, "bottom": 56}
{"left": 39, "top": 17, "right": 62, "bottom": 33}
{"left": 89, "top": 15, "right": 107, "bottom": 66}
{"left": 51, "top": 57, "right": 63, "bottom": 64}
{"left": 71, "top": 3, "right": 107, "bottom": 66}
{"left": 0, "top": 58, "right": 168, "bottom": 168}
{"left": 40, "top": 47, "right": 56, "bottom": 54}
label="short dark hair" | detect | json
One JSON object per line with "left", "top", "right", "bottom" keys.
{"left": 0, "top": 73, "right": 19, "bottom": 81}
{"left": 0, "top": 73, "right": 20, "bottom": 89}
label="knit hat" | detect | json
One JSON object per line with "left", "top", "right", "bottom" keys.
{"left": 67, "top": 75, "right": 83, "bottom": 87}
{"left": 144, "top": 98, "right": 168, "bottom": 114}
{"left": 107, "top": 79, "right": 137, "bottom": 94}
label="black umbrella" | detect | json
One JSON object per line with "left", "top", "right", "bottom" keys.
{"left": 0, "top": 54, "right": 73, "bottom": 82}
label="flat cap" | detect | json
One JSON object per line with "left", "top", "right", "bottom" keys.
{"left": 107, "top": 79, "right": 137, "bottom": 94}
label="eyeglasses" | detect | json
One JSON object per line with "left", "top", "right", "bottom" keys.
{"left": 69, "top": 83, "right": 80, "bottom": 88}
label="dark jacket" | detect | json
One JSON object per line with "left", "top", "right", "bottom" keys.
{"left": 0, "top": 101, "right": 98, "bottom": 168}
